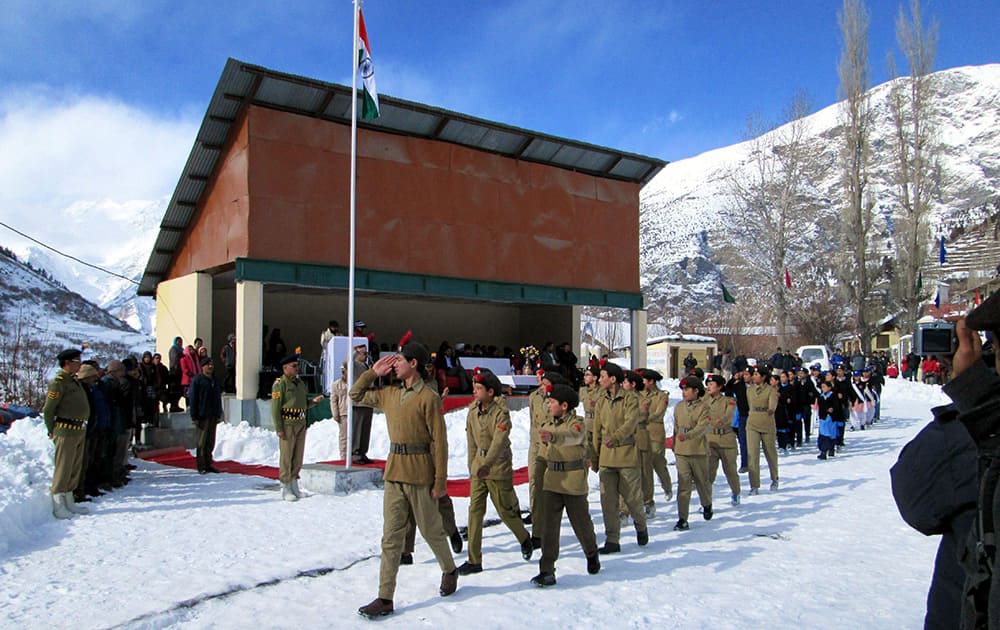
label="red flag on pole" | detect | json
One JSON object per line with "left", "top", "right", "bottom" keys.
{"left": 784, "top": 268, "right": 792, "bottom": 289}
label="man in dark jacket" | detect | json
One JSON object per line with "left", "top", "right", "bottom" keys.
{"left": 189, "top": 357, "right": 224, "bottom": 474}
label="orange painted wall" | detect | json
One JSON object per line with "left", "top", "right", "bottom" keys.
{"left": 166, "top": 110, "right": 252, "bottom": 280}
{"left": 245, "top": 106, "right": 640, "bottom": 293}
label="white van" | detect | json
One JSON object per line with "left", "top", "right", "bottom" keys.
{"left": 796, "top": 345, "right": 831, "bottom": 372}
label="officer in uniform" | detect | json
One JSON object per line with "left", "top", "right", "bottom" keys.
{"left": 527, "top": 370, "right": 568, "bottom": 547}
{"left": 457, "top": 369, "right": 533, "bottom": 575}
{"left": 42, "top": 348, "right": 91, "bottom": 519}
{"left": 672, "top": 376, "right": 713, "bottom": 530}
{"left": 704, "top": 374, "right": 741, "bottom": 506}
{"left": 531, "top": 384, "right": 600, "bottom": 587}
{"left": 640, "top": 369, "right": 673, "bottom": 511}
{"left": 353, "top": 336, "right": 457, "bottom": 619}
{"left": 592, "top": 362, "right": 648, "bottom": 553}
{"left": 271, "top": 352, "right": 324, "bottom": 501}
{"left": 746, "top": 367, "right": 780, "bottom": 495}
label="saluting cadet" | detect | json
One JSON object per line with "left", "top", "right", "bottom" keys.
{"left": 271, "top": 352, "right": 325, "bottom": 502}
{"left": 745, "top": 367, "right": 780, "bottom": 495}
{"left": 704, "top": 374, "right": 741, "bottom": 506}
{"left": 592, "top": 362, "right": 648, "bottom": 553}
{"left": 457, "top": 369, "right": 533, "bottom": 575}
{"left": 353, "top": 334, "right": 457, "bottom": 620}
{"left": 531, "top": 384, "right": 600, "bottom": 587}
{"left": 639, "top": 368, "right": 673, "bottom": 514}
{"left": 43, "top": 348, "right": 91, "bottom": 519}
{"left": 671, "top": 376, "right": 713, "bottom": 530}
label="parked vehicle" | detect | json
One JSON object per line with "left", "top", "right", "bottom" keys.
{"left": 796, "top": 345, "right": 832, "bottom": 372}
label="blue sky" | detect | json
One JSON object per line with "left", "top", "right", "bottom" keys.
{"left": 0, "top": 0, "right": 997, "bottom": 261}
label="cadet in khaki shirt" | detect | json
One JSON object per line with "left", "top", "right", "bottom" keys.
{"left": 531, "top": 384, "right": 600, "bottom": 587}
{"left": 592, "top": 362, "right": 648, "bottom": 553}
{"left": 271, "top": 353, "right": 325, "bottom": 502}
{"left": 578, "top": 364, "right": 602, "bottom": 462}
{"left": 457, "top": 369, "right": 533, "bottom": 575}
{"left": 527, "top": 370, "right": 568, "bottom": 547}
{"left": 42, "top": 348, "right": 91, "bottom": 519}
{"left": 353, "top": 337, "right": 457, "bottom": 620}
{"left": 671, "top": 376, "right": 714, "bottom": 530}
{"left": 621, "top": 371, "right": 654, "bottom": 520}
{"left": 745, "top": 367, "right": 780, "bottom": 495}
{"left": 639, "top": 369, "right": 673, "bottom": 511}
{"left": 704, "top": 374, "right": 742, "bottom": 506}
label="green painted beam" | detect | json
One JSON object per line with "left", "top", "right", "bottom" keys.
{"left": 234, "top": 257, "right": 643, "bottom": 309}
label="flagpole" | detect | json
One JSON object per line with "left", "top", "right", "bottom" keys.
{"left": 345, "top": 0, "right": 361, "bottom": 471}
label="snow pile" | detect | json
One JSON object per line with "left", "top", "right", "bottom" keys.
{"left": 0, "top": 417, "right": 53, "bottom": 555}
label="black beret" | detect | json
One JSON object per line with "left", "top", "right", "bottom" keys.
{"left": 280, "top": 354, "right": 300, "bottom": 366}
{"left": 706, "top": 374, "right": 726, "bottom": 387}
{"left": 680, "top": 375, "right": 705, "bottom": 395}
{"left": 401, "top": 340, "right": 430, "bottom": 367}
{"left": 624, "top": 370, "right": 645, "bottom": 390}
{"left": 541, "top": 371, "right": 568, "bottom": 386}
{"left": 638, "top": 368, "right": 663, "bottom": 381}
{"left": 57, "top": 349, "right": 81, "bottom": 365}
{"left": 547, "top": 384, "right": 579, "bottom": 408}
{"left": 584, "top": 364, "right": 601, "bottom": 377}
{"left": 472, "top": 368, "right": 502, "bottom": 395}
{"left": 601, "top": 362, "right": 625, "bottom": 383}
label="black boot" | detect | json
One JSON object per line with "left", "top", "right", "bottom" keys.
{"left": 636, "top": 528, "right": 649, "bottom": 546}
{"left": 456, "top": 561, "right": 482, "bottom": 575}
{"left": 521, "top": 537, "right": 534, "bottom": 561}
{"left": 450, "top": 530, "right": 464, "bottom": 554}
{"left": 586, "top": 553, "right": 601, "bottom": 575}
{"left": 598, "top": 541, "right": 621, "bottom": 554}
{"left": 399, "top": 552, "right": 413, "bottom": 565}
{"left": 702, "top": 505, "right": 713, "bottom": 521}
{"left": 530, "top": 572, "right": 556, "bottom": 587}
{"left": 674, "top": 519, "right": 689, "bottom": 531}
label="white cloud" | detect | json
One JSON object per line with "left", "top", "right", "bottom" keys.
{"left": 0, "top": 87, "right": 197, "bottom": 264}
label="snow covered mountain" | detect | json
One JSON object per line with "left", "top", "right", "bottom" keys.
{"left": 640, "top": 64, "right": 1000, "bottom": 325}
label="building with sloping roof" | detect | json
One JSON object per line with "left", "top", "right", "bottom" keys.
{"left": 142, "top": 59, "right": 666, "bottom": 418}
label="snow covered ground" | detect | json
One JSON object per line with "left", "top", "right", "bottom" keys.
{"left": 1, "top": 379, "right": 950, "bottom": 629}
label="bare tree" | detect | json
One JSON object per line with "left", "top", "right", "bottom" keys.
{"left": 887, "top": 0, "right": 940, "bottom": 334}
{"left": 0, "top": 308, "right": 56, "bottom": 411}
{"left": 836, "top": 0, "right": 880, "bottom": 353}
{"left": 720, "top": 92, "right": 820, "bottom": 348}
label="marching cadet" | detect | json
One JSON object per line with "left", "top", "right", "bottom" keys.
{"left": 671, "top": 376, "right": 713, "bottom": 530}
{"left": 704, "top": 374, "right": 741, "bottom": 506}
{"left": 457, "top": 369, "right": 533, "bottom": 575}
{"left": 271, "top": 352, "right": 325, "bottom": 502}
{"left": 43, "top": 348, "right": 91, "bottom": 519}
{"left": 620, "top": 371, "right": 652, "bottom": 522}
{"left": 578, "top": 365, "right": 602, "bottom": 462}
{"left": 639, "top": 369, "right": 673, "bottom": 513}
{"left": 745, "top": 367, "right": 780, "bottom": 495}
{"left": 527, "top": 370, "right": 569, "bottom": 547}
{"left": 592, "top": 362, "right": 648, "bottom": 553}
{"left": 353, "top": 334, "right": 457, "bottom": 620}
{"left": 531, "top": 384, "right": 600, "bottom": 587}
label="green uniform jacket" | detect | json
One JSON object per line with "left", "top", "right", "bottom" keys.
{"left": 746, "top": 384, "right": 778, "bottom": 433}
{"left": 672, "top": 398, "right": 710, "bottom": 456}
{"left": 42, "top": 370, "right": 90, "bottom": 436}
{"left": 350, "top": 369, "right": 449, "bottom": 495}
{"left": 271, "top": 374, "right": 317, "bottom": 434}
{"left": 704, "top": 393, "right": 738, "bottom": 448}
{"left": 528, "top": 386, "right": 548, "bottom": 447}
{"left": 540, "top": 409, "right": 589, "bottom": 496}
{"left": 592, "top": 388, "right": 640, "bottom": 468}
{"left": 578, "top": 384, "right": 601, "bottom": 435}
{"left": 466, "top": 397, "right": 514, "bottom": 481}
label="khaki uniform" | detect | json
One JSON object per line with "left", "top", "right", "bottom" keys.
{"left": 672, "top": 398, "right": 713, "bottom": 520}
{"left": 746, "top": 384, "right": 779, "bottom": 490}
{"left": 350, "top": 369, "right": 455, "bottom": 601}
{"left": 578, "top": 384, "right": 601, "bottom": 461}
{"left": 538, "top": 409, "right": 597, "bottom": 574}
{"left": 465, "top": 397, "right": 529, "bottom": 564}
{"left": 619, "top": 389, "right": 650, "bottom": 517}
{"left": 42, "top": 369, "right": 90, "bottom": 494}
{"left": 271, "top": 374, "right": 318, "bottom": 484}
{"left": 593, "top": 388, "right": 646, "bottom": 543}
{"left": 527, "top": 385, "right": 549, "bottom": 536}
{"left": 329, "top": 378, "right": 349, "bottom": 460}
{"left": 705, "top": 393, "right": 741, "bottom": 497}
{"left": 641, "top": 388, "right": 673, "bottom": 504}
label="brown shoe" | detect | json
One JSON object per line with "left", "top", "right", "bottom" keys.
{"left": 358, "top": 598, "right": 394, "bottom": 619}
{"left": 439, "top": 569, "right": 458, "bottom": 596}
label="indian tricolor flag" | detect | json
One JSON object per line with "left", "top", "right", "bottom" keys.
{"left": 357, "top": 9, "right": 379, "bottom": 120}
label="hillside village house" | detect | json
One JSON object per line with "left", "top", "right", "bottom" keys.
{"left": 139, "top": 59, "right": 666, "bottom": 422}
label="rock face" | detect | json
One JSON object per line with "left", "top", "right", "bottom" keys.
{"left": 640, "top": 64, "right": 1000, "bottom": 325}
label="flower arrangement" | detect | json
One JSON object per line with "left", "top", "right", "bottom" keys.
{"left": 519, "top": 345, "right": 539, "bottom": 358}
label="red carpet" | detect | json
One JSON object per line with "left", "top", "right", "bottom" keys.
{"left": 140, "top": 447, "right": 528, "bottom": 497}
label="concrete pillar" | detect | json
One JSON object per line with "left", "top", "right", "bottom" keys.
{"left": 571, "top": 305, "right": 583, "bottom": 366}
{"left": 155, "top": 272, "right": 213, "bottom": 366}
{"left": 630, "top": 309, "right": 647, "bottom": 369}
{"left": 236, "top": 280, "right": 263, "bottom": 402}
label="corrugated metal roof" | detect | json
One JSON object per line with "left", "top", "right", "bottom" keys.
{"left": 139, "top": 58, "right": 668, "bottom": 296}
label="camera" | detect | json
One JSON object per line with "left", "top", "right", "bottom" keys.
{"left": 914, "top": 321, "right": 957, "bottom": 356}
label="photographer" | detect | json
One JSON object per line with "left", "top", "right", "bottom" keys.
{"left": 891, "top": 293, "right": 1000, "bottom": 628}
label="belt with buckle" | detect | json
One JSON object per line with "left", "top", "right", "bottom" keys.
{"left": 547, "top": 459, "right": 586, "bottom": 472}
{"left": 391, "top": 443, "right": 430, "bottom": 455}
